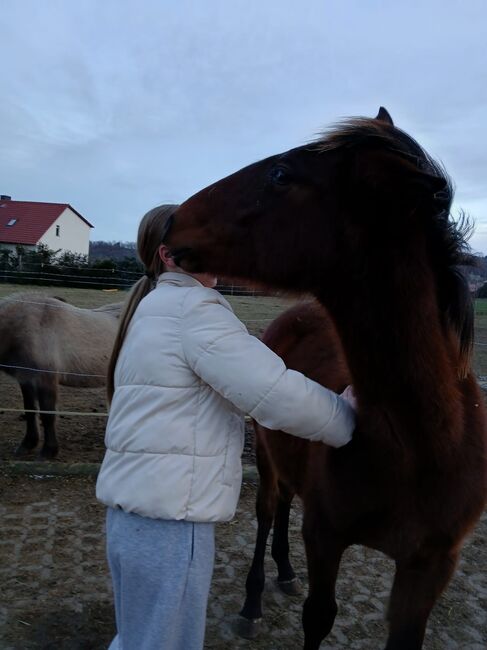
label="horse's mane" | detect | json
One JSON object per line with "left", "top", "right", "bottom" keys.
{"left": 315, "top": 118, "right": 475, "bottom": 378}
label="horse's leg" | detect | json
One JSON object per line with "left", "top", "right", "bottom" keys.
{"left": 272, "top": 480, "right": 301, "bottom": 595}
{"left": 384, "top": 547, "right": 459, "bottom": 650}
{"left": 301, "top": 510, "right": 344, "bottom": 650}
{"left": 237, "top": 442, "right": 277, "bottom": 639}
{"left": 14, "top": 381, "right": 39, "bottom": 455}
{"left": 38, "top": 377, "right": 59, "bottom": 459}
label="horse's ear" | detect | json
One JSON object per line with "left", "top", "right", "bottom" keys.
{"left": 375, "top": 107, "right": 394, "bottom": 126}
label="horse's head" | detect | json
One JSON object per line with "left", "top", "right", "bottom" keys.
{"left": 168, "top": 108, "right": 463, "bottom": 294}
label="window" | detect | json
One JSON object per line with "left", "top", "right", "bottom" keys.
{"left": 56, "top": 225, "right": 60, "bottom": 237}
{"left": 7, "top": 219, "right": 16, "bottom": 226}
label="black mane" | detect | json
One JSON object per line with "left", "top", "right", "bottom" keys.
{"left": 316, "top": 117, "right": 475, "bottom": 377}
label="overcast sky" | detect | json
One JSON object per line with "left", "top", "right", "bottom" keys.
{"left": 1, "top": 1, "right": 486, "bottom": 252}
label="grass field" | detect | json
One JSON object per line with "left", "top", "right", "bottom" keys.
{"left": 0, "top": 283, "right": 299, "bottom": 338}
{"left": 2, "top": 283, "right": 487, "bottom": 374}
{"left": 474, "top": 299, "right": 487, "bottom": 376}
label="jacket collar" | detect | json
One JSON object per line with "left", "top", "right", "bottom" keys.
{"left": 157, "top": 272, "right": 204, "bottom": 288}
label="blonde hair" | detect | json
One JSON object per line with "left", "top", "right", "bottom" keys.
{"left": 107, "top": 204, "right": 178, "bottom": 403}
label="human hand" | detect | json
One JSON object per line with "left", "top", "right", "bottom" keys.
{"left": 340, "top": 385, "right": 357, "bottom": 411}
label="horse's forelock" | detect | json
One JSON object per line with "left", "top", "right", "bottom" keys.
{"left": 314, "top": 118, "right": 440, "bottom": 177}
{"left": 314, "top": 117, "right": 395, "bottom": 153}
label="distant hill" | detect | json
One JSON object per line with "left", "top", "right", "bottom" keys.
{"left": 89, "top": 241, "right": 137, "bottom": 262}
{"left": 472, "top": 256, "right": 487, "bottom": 279}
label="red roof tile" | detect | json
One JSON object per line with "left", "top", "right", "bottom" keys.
{"left": 0, "top": 200, "right": 93, "bottom": 245}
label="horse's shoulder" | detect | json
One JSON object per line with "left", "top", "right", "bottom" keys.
{"left": 264, "top": 300, "right": 336, "bottom": 345}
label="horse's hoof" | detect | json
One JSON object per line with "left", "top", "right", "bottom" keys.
{"left": 234, "top": 615, "right": 263, "bottom": 639}
{"left": 277, "top": 577, "right": 302, "bottom": 596}
{"left": 14, "top": 444, "right": 36, "bottom": 457}
{"left": 38, "top": 447, "right": 59, "bottom": 460}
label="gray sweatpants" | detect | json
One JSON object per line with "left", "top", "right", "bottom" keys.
{"left": 106, "top": 507, "right": 215, "bottom": 650}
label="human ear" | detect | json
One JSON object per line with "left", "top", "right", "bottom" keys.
{"left": 159, "top": 244, "right": 177, "bottom": 269}
{"left": 158, "top": 244, "right": 170, "bottom": 262}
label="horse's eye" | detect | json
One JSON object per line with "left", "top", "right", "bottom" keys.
{"left": 269, "top": 166, "right": 292, "bottom": 187}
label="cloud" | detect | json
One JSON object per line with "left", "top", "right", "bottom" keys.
{"left": 0, "top": 0, "right": 486, "bottom": 249}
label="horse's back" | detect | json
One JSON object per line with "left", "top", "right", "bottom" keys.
{"left": 0, "top": 293, "right": 62, "bottom": 371}
{"left": 0, "top": 292, "right": 119, "bottom": 387}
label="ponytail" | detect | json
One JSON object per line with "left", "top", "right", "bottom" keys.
{"left": 107, "top": 276, "right": 153, "bottom": 403}
{"left": 106, "top": 204, "right": 178, "bottom": 404}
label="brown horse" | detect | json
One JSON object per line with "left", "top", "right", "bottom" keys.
{"left": 0, "top": 293, "right": 121, "bottom": 458}
{"left": 167, "top": 108, "right": 487, "bottom": 649}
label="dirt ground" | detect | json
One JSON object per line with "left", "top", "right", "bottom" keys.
{"left": 0, "top": 376, "right": 486, "bottom": 649}
{"left": 0, "top": 474, "right": 485, "bottom": 650}
{"left": 0, "top": 288, "right": 486, "bottom": 648}
{"left": 0, "top": 367, "right": 486, "bottom": 649}
{"left": 0, "top": 376, "right": 108, "bottom": 464}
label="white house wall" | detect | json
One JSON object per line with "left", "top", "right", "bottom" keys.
{"left": 39, "top": 208, "right": 91, "bottom": 257}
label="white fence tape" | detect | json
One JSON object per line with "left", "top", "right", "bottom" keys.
{"left": 0, "top": 363, "right": 106, "bottom": 378}
{"left": 0, "top": 406, "right": 253, "bottom": 421}
{"left": 0, "top": 407, "right": 108, "bottom": 417}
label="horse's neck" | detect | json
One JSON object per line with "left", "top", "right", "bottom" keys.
{"left": 320, "top": 267, "right": 463, "bottom": 445}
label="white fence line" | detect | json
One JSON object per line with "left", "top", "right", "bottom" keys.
{"left": 1, "top": 263, "right": 141, "bottom": 275}
{"left": 0, "top": 406, "right": 253, "bottom": 421}
{"left": 0, "top": 274, "right": 132, "bottom": 287}
{"left": 0, "top": 271, "right": 282, "bottom": 296}
{"left": 0, "top": 297, "right": 122, "bottom": 312}
{"left": 0, "top": 295, "right": 277, "bottom": 314}
{"left": 0, "top": 363, "right": 106, "bottom": 378}
{"left": 1, "top": 334, "right": 487, "bottom": 382}
{"left": 0, "top": 407, "right": 108, "bottom": 417}
{"left": 0, "top": 269, "right": 139, "bottom": 280}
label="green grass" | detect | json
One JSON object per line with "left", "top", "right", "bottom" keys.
{"left": 473, "top": 300, "right": 487, "bottom": 377}
{"left": 225, "top": 295, "right": 299, "bottom": 336}
{"left": 0, "top": 283, "right": 297, "bottom": 337}
{"left": 0, "top": 283, "right": 127, "bottom": 309}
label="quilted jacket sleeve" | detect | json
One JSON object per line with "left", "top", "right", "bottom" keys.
{"left": 180, "top": 291, "right": 355, "bottom": 448}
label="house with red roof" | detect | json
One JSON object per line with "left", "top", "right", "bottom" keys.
{"left": 0, "top": 196, "right": 93, "bottom": 257}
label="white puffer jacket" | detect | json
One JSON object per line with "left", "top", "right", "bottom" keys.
{"left": 96, "top": 272, "right": 355, "bottom": 522}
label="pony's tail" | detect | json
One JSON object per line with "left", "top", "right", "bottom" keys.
{"left": 106, "top": 276, "right": 154, "bottom": 404}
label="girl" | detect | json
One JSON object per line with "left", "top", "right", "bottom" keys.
{"left": 96, "top": 204, "right": 356, "bottom": 650}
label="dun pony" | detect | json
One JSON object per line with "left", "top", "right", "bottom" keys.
{"left": 0, "top": 293, "right": 121, "bottom": 458}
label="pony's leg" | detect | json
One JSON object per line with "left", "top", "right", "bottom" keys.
{"left": 14, "top": 382, "right": 39, "bottom": 455}
{"left": 384, "top": 548, "right": 459, "bottom": 650}
{"left": 301, "top": 511, "right": 344, "bottom": 650}
{"left": 271, "top": 481, "right": 301, "bottom": 595}
{"left": 38, "top": 378, "right": 59, "bottom": 459}
{"left": 237, "top": 447, "right": 277, "bottom": 638}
